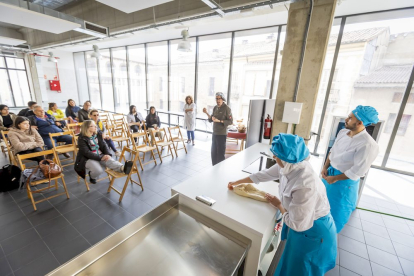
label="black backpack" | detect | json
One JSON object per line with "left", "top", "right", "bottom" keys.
{"left": 0, "top": 164, "right": 22, "bottom": 192}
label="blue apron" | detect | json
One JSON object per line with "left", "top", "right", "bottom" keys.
{"left": 274, "top": 213, "right": 337, "bottom": 276}
{"left": 322, "top": 166, "right": 360, "bottom": 233}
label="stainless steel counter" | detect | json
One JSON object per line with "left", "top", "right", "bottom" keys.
{"left": 47, "top": 195, "right": 250, "bottom": 276}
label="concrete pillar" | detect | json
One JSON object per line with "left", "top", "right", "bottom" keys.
{"left": 271, "top": 0, "right": 337, "bottom": 140}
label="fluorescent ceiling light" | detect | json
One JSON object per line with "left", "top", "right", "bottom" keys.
{"left": 0, "top": 36, "right": 26, "bottom": 46}
{"left": 74, "top": 28, "right": 108, "bottom": 39}
{"left": 96, "top": 0, "right": 173, "bottom": 14}
{"left": 201, "top": 0, "right": 225, "bottom": 17}
{"left": 0, "top": 2, "right": 80, "bottom": 34}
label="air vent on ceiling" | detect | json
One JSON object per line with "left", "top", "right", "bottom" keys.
{"left": 74, "top": 21, "right": 109, "bottom": 38}
{"left": 1, "top": 50, "right": 16, "bottom": 57}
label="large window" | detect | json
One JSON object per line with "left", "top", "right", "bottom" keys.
{"left": 0, "top": 56, "right": 32, "bottom": 107}
{"left": 230, "top": 27, "right": 279, "bottom": 121}
{"left": 99, "top": 49, "right": 115, "bottom": 111}
{"left": 112, "top": 47, "right": 129, "bottom": 113}
{"left": 85, "top": 51, "right": 101, "bottom": 109}
{"left": 128, "top": 45, "right": 147, "bottom": 113}
{"left": 197, "top": 33, "right": 232, "bottom": 115}
{"left": 147, "top": 42, "right": 168, "bottom": 122}
{"left": 170, "top": 38, "right": 196, "bottom": 113}
{"left": 73, "top": 52, "right": 90, "bottom": 104}
{"left": 309, "top": 13, "right": 414, "bottom": 170}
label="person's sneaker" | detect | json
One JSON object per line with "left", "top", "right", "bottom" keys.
{"left": 192, "top": 141, "right": 195, "bottom": 146}
{"left": 62, "top": 152, "right": 71, "bottom": 158}
{"left": 88, "top": 172, "right": 97, "bottom": 184}
{"left": 187, "top": 140, "right": 191, "bottom": 144}
{"left": 115, "top": 151, "right": 121, "bottom": 157}
{"left": 123, "top": 161, "right": 133, "bottom": 175}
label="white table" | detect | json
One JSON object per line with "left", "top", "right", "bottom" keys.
{"left": 172, "top": 143, "right": 280, "bottom": 276}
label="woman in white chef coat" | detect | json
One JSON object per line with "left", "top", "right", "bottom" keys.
{"left": 183, "top": 95, "right": 196, "bottom": 145}
{"left": 229, "top": 134, "right": 337, "bottom": 276}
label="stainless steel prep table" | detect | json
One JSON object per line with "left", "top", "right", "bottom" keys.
{"left": 47, "top": 195, "right": 250, "bottom": 276}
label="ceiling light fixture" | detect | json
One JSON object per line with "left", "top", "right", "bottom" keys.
{"left": 91, "top": 45, "right": 101, "bottom": 59}
{"left": 48, "top": 52, "right": 58, "bottom": 62}
{"left": 201, "top": 0, "right": 225, "bottom": 17}
{"left": 177, "top": 30, "right": 191, "bottom": 52}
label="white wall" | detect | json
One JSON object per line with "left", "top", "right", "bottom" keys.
{"left": 34, "top": 50, "right": 79, "bottom": 110}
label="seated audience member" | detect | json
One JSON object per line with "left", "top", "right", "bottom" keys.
{"left": 145, "top": 106, "right": 161, "bottom": 130}
{"left": 89, "top": 109, "right": 120, "bottom": 157}
{"left": 0, "top": 105, "right": 17, "bottom": 131}
{"left": 78, "top": 101, "right": 92, "bottom": 122}
{"left": 65, "top": 99, "right": 80, "bottom": 121}
{"left": 127, "top": 105, "right": 144, "bottom": 133}
{"left": 18, "top": 101, "right": 37, "bottom": 116}
{"left": 47, "top": 102, "right": 67, "bottom": 127}
{"left": 28, "top": 106, "right": 72, "bottom": 157}
{"left": 8, "top": 116, "right": 45, "bottom": 163}
{"left": 74, "top": 120, "right": 133, "bottom": 184}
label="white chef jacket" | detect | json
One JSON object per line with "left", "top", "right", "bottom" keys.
{"left": 249, "top": 161, "right": 330, "bottom": 232}
{"left": 329, "top": 129, "right": 379, "bottom": 181}
{"left": 183, "top": 103, "right": 196, "bottom": 131}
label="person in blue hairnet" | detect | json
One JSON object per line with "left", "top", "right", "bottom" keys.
{"left": 321, "top": 105, "right": 379, "bottom": 233}
{"left": 228, "top": 134, "right": 336, "bottom": 276}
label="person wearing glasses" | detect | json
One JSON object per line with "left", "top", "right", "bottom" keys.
{"left": 0, "top": 105, "right": 17, "bottom": 132}
{"left": 202, "top": 92, "right": 233, "bottom": 165}
{"left": 89, "top": 109, "right": 121, "bottom": 157}
{"left": 75, "top": 120, "right": 133, "bottom": 184}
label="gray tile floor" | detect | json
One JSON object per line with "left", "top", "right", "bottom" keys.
{"left": 0, "top": 139, "right": 212, "bottom": 276}
{"left": 326, "top": 209, "right": 414, "bottom": 276}
{"left": 2, "top": 134, "right": 414, "bottom": 276}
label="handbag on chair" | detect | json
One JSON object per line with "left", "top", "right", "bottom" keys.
{"left": 25, "top": 159, "right": 62, "bottom": 189}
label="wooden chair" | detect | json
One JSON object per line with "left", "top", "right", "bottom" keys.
{"left": 106, "top": 147, "right": 144, "bottom": 202}
{"left": 168, "top": 126, "right": 187, "bottom": 156}
{"left": 49, "top": 131, "right": 77, "bottom": 168}
{"left": 67, "top": 122, "right": 82, "bottom": 138}
{"left": 128, "top": 121, "right": 147, "bottom": 145}
{"left": 150, "top": 128, "right": 176, "bottom": 161}
{"left": 1, "top": 130, "right": 17, "bottom": 165}
{"left": 130, "top": 132, "right": 159, "bottom": 170}
{"left": 17, "top": 149, "right": 70, "bottom": 211}
{"left": 107, "top": 123, "right": 130, "bottom": 149}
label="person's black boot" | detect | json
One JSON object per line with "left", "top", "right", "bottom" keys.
{"left": 123, "top": 161, "right": 133, "bottom": 175}
{"left": 88, "top": 172, "right": 97, "bottom": 184}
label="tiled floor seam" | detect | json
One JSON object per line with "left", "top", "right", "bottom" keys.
{"left": 385, "top": 218, "right": 407, "bottom": 276}
{"left": 0, "top": 243, "right": 15, "bottom": 276}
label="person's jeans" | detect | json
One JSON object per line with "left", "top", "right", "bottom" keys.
{"left": 42, "top": 134, "right": 73, "bottom": 150}
{"left": 17, "top": 147, "right": 44, "bottom": 163}
{"left": 211, "top": 134, "right": 226, "bottom": 166}
{"left": 187, "top": 131, "right": 195, "bottom": 141}
{"left": 85, "top": 158, "right": 123, "bottom": 179}
{"left": 104, "top": 138, "right": 117, "bottom": 152}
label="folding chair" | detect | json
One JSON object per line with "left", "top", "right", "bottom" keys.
{"left": 130, "top": 132, "right": 159, "bottom": 170}
{"left": 17, "top": 149, "right": 70, "bottom": 211}
{"left": 67, "top": 122, "right": 82, "bottom": 138}
{"left": 168, "top": 126, "right": 188, "bottom": 156}
{"left": 1, "top": 130, "right": 17, "bottom": 165}
{"left": 128, "top": 121, "right": 147, "bottom": 145}
{"left": 106, "top": 147, "right": 144, "bottom": 202}
{"left": 49, "top": 131, "right": 77, "bottom": 168}
{"left": 151, "top": 128, "right": 176, "bottom": 161}
{"left": 107, "top": 123, "right": 130, "bottom": 149}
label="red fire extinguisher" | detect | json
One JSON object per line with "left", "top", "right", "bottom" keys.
{"left": 264, "top": 114, "right": 272, "bottom": 139}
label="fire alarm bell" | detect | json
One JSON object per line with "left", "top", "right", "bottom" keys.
{"left": 49, "top": 80, "right": 61, "bottom": 92}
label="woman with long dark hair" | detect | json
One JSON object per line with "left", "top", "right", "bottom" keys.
{"left": 65, "top": 99, "right": 80, "bottom": 121}
{"left": 145, "top": 106, "right": 160, "bottom": 130}
{"left": 183, "top": 95, "right": 196, "bottom": 145}
{"left": 8, "top": 116, "right": 45, "bottom": 163}
{"left": 127, "top": 105, "right": 144, "bottom": 133}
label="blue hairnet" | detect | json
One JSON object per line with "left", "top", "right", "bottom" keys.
{"left": 215, "top": 92, "right": 226, "bottom": 102}
{"left": 270, "top": 133, "right": 309, "bottom": 164}
{"left": 352, "top": 105, "right": 379, "bottom": 126}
